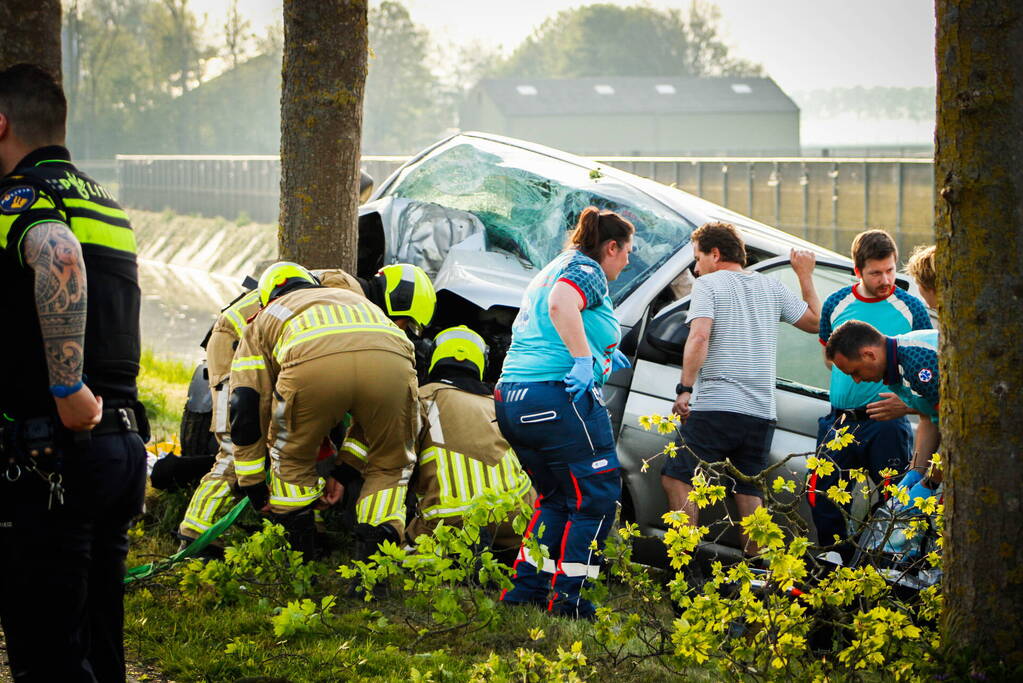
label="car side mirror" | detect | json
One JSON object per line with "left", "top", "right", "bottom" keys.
{"left": 646, "top": 307, "right": 690, "bottom": 356}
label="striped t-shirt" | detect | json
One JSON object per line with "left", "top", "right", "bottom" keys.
{"left": 686, "top": 270, "right": 808, "bottom": 419}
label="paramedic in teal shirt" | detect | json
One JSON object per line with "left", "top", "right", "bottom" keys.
{"left": 826, "top": 322, "right": 942, "bottom": 512}
{"left": 812, "top": 230, "right": 932, "bottom": 557}
{"left": 495, "top": 206, "right": 634, "bottom": 619}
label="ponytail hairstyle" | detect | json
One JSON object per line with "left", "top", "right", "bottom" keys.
{"left": 567, "top": 206, "right": 635, "bottom": 263}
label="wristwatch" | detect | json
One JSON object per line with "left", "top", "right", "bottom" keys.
{"left": 675, "top": 383, "right": 693, "bottom": 395}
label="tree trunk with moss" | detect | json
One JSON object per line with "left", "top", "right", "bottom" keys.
{"left": 279, "top": 0, "right": 367, "bottom": 270}
{"left": 935, "top": 0, "right": 1023, "bottom": 669}
{"left": 0, "top": 0, "right": 62, "bottom": 81}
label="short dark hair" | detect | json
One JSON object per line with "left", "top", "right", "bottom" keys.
{"left": 691, "top": 221, "right": 746, "bottom": 265}
{"left": 825, "top": 320, "right": 886, "bottom": 361}
{"left": 851, "top": 229, "right": 897, "bottom": 271}
{"left": 0, "top": 63, "right": 66, "bottom": 147}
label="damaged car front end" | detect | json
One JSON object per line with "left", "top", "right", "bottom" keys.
{"left": 354, "top": 133, "right": 696, "bottom": 379}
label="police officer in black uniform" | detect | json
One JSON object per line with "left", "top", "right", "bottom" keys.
{"left": 0, "top": 64, "right": 148, "bottom": 682}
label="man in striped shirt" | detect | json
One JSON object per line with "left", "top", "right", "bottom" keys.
{"left": 662, "top": 222, "right": 820, "bottom": 555}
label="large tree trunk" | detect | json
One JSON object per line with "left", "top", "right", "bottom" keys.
{"left": 279, "top": 0, "right": 367, "bottom": 270}
{"left": 0, "top": 0, "right": 62, "bottom": 81}
{"left": 935, "top": 0, "right": 1023, "bottom": 669}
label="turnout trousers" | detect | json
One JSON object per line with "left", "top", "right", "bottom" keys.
{"left": 0, "top": 430, "right": 147, "bottom": 682}
{"left": 178, "top": 366, "right": 239, "bottom": 540}
{"left": 494, "top": 381, "right": 621, "bottom": 619}
{"left": 267, "top": 350, "right": 419, "bottom": 536}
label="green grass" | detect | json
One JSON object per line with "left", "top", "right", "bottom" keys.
{"left": 138, "top": 347, "right": 192, "bottom": 440}
{"left": 128, "top": 351, "right": 681, "bottom": 682}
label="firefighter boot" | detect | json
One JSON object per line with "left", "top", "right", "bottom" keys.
{"left": 346, "top": 523, "right": 402, "bottom": 598}
{"left": 271, "top": 507, "right": 318, "bottom": 560}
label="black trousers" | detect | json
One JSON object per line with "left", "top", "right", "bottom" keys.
{"left": 0, "top": 430, "right": 147, "bottom": 682}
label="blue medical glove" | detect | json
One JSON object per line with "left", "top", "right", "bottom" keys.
{"left": 611, "top": 349, "right": 631, "bottom": 373}
{"left": 897, "top": 469, "right": 924, "bottom": 492}
{"left": 564, "top": 356, "right": 595, "bottom": 402}
{"left": 905, "top": 479, "right": 939, "bottom": 512}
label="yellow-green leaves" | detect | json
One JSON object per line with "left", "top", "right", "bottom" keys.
{"left": 827, "top": 480, "right": 852, "bottom": 506}
{"left": 688, "top": 472, "right": 727, "bottom": 509}
{"left": 638, "top": 412, "right": 682, "bottom": 435}
{"left": 740, "top": 507, "right": 785, "bottom": 551}
{"left": 824, "top": 425, "right": 855, "bottom": 451}
{"left": 806, "top": 455, "right": 836, "bottom": 477}
{"left": 772, "top": 476, "right": 797, "bottom": 494}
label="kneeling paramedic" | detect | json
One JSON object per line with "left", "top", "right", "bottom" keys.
{"left": 229, "top": 262, "right": 434, "bottom": 558}
{"left": 338, "top": 326, "right": 535, "bottom": 554}
{"left": 177, "top": 267, "right": 366, "bottom": 548}
{"left": 0, "top": 63, "right": 148, "bottom": 682}
{"left": 826, "top": 322, "right": 943, "bottom": 511}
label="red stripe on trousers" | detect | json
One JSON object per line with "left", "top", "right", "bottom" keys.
{"left": 548, "top": 520, "right": 573, "bottom": 611}
{"left": 501, "top": 494, "right": 544, "bottom": 602}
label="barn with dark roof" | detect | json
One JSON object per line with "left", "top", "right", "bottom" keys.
{"left": 459, "top": 76, "right": 800, "bottom": 156}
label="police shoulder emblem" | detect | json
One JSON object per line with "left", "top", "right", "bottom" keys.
{"left": 0, "top": 185, "right": 37, "bottom": 214}
{"left": 918, "top": 368, "right": 933, "bottom": 383}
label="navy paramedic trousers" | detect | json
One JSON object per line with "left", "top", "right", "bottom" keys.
{"left": 0, "top": 429, "right": 147, "bottom": 682}
{"left": 494, "top": 381, "right": 621, "bottom": 618}
{"left": 811, "top": 411, "right": 912, "bottom": 563}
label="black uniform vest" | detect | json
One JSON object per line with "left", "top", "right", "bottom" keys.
{"left": 0, "top": 146, "right": 141, "bottom": 418}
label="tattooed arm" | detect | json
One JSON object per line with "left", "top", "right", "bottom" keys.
{"left": 22, "top": 221, "right": 102, "bottom": 430}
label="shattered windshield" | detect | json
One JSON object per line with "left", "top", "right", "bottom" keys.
{"left": 385, "top": 137, "right": 694, "bottom": 303}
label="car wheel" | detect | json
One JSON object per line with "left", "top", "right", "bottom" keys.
{"left": 180, "top": 407, "right": 218, "bottom": 457}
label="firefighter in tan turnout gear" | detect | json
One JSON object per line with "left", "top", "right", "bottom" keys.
{"left": 229, "top": 262, "right": 435, "bottom": 557}
{"left": 340, "top": 326, "right": 534, "bottom": 552}
{"left": 177, "top": 269, "right": 364, "bottom": 546}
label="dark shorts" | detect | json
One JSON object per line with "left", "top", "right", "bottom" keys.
{"left": 661, "top": 410, "right": 776, "bottom": 497}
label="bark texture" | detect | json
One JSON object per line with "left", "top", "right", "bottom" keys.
{"left": 279, "top": 0, "right": 367, "bottom": 270}
{"left": 936, "top": 0, "right": 1023, "bottom": 668}
{"left": 0, "top": 0, "right": 62, "bottom": 81}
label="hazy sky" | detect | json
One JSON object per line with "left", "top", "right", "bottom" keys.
{"left": 192, "top": 0, "right": 936, "bottom": 92}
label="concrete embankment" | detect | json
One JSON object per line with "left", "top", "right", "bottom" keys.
{"left": 132, "top": 209, "right": 276, "bottom": 279}
{"left": 131, "top": 210, "right": 277, "bottom": 360}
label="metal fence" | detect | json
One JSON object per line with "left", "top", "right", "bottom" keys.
{"left": 597, "top": 156, "right": 935, "bottom": 255}
{"left": 116, "top": 154, "right": 935, "bottom": 255}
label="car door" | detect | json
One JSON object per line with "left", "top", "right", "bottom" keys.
{"left": 616, "top": 255, "right": 863, "bottom": 544}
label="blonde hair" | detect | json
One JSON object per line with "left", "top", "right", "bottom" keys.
{"left": 905, "top": 244, "right": 936, "bottom": 293}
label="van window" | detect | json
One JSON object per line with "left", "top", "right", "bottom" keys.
{"left": 762, "top": 264, "right": 857, "bottom": 393}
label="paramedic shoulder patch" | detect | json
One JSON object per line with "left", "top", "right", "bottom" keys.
{"left": 0, "top": 185, "right": 36, "bottom": 214}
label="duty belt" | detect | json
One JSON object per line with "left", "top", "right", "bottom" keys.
{"left": 1, "top": 407, "right": 140, "bottom": 508}
{"left": 832, "top": 406, "right": 871, "bottom": 423}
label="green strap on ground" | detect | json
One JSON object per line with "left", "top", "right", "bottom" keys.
{"left": 124, "top": 497, "right": 250, "bottom": 584}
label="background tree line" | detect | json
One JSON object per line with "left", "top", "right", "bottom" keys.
{"left": 61, "top": 0, "right": 774, "bottom": 158}
{"left": 61, "top": 0, "right": 929, "bottom": 159}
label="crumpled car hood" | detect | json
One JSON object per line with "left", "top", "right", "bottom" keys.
{"left": 431, "top": 232, "right": 535, "bottom": 310}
